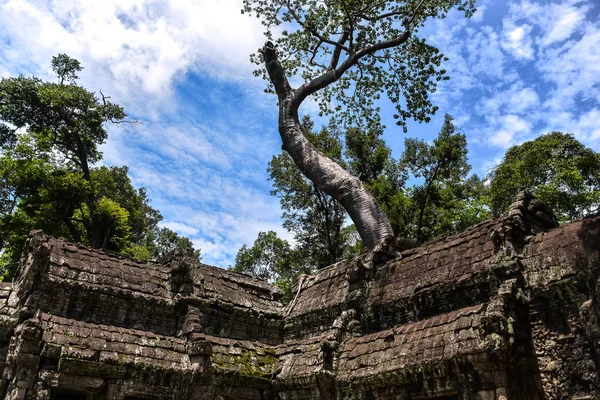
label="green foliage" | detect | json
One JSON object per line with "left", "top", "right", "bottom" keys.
{"left": 90, "top": 166, "right": 162, "bottom": 251}
{"left": 237, "top": 116, "right": 489, "bottom": 291}
{"left": 487, "top": 132, "right": 600, "bottom": 222}
{"left": 52, "top": 53, "right": 82, "bottom": 84}
{"left": 0, "top": 55, "right": 199, "bottom": 278}
{"left": 91, "top": 197, "right": 131, "bottom": 250}
{"left": 345, "top": 125, "right": 409, "bottom": 237}
{"left": 232, "top": 231, "right": 310, "bottom": 303}
{"left": 244, "top": 0, "right": 477, "bottom": 130}
{"left": 345, "top": 126, "right": 391, "bottom": 182}
{"left": 152, "top": 227, "right": 202, "bottom": 262}
{"left": 400, "top": 114, "right": 489, "bottom": 243}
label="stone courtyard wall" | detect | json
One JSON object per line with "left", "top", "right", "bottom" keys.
{"left": 0, "top": 205, "right": 599, "bottom": 399}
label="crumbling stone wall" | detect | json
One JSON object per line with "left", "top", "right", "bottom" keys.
{"left": 521, "top": 217, "right": 600, "bottom": 398}
{"left": 0, "top": 197, "right": 599, "bottom": 399}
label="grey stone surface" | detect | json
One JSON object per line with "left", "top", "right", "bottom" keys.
{"left": 0, "top": 196, "right": 599, "bottom": 399}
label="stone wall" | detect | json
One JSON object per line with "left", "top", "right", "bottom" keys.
{"left": 0, "top": 202, "right": 599, "bottom": 399}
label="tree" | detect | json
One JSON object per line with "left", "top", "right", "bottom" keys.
{"left": 402, "top": 114, "right": 470, "bottom": 243}
{"left": 0, "top": 54, "right": 128, "bottom": 245}
{"left": 152, "top": 227, "right": 202, "bottom": 262}
{"left": 232, "top": 231, "right": 310, "bottom": 303}
{"left": 269, "top": 117, "right": 350, "bottom": 268}
{"left": 245, "top": 115, "right": 488, "bottom": 291}
{"left": 345, "top": 125, "right": 410, "bottom": 239}
{"left": 90, "top": 166, "right": 163, "bottom": 256}
{"left": 243, "top": 0, "right": 476, "bottom": 249}
{"left": 487, "top": 132, "right": 600, "bottom": 222}
{"left": 0, "top": 55, "right": 200, "bottom": 278}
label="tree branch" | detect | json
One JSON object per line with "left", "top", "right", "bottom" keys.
{"left": 313, "top": 183, "right": 334, "bottom": 262}
{"left": 309, "top": 39, "right": 324, "bottom": 66}
{"left": 262, "top": 42, "right": 293, "bottom": 99}
{"left": 292, "top": 29, "right": 411, "bottom": 109}
{"left": 99, "top": 89, "right": 110, "bottom": 105}
{"left": 286, "top": 1, "right": 352, "bottom": 54}
{"left": 329, "top": 30, "right": 351, "bottom": 70}
{"left": 360, "top": 10, "right": 404, "bottom": 22}
{"left": 64, "top": 218, "right": 82, "bottom": 244}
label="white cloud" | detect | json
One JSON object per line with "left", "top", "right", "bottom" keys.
{"left": 470, "top": 4, "right": 487, "bottom": 23}
{"left": 420, "top": 10, "right": 479, "bottom": 106}
{"left": 540, "top": 108, "right": 600, "bottom": 143}
{"left": 505, "top": 0, "right": 589, "bottom": 49}
{"left": 98, "top": 115, "right": 286, "bottom": 267}
{"left": 489, "top": 114, "right": 532, "bottom": 148}
{"left": 162, "top": 221, "right": 199, "bottom": 237}
{"left": 0, "top": 0, "right": 268, "bottom": 116}
{"left": 502, "top": 23, "right": 534, "bottom": 60}
{"left": 538, "top": 25, "right": 600, "bottom": 112}
{"left": 464, "top": 0, "right": 600, "bottom": 155}
{"left": 542, "top": 3, "right": 587, "bottom": 46}
{"left": 166, "top": 205, "right": 292, "bottom": 267}
{"left": 466, "top": 26, "right": 508, "bottom": 80}
{"left": 476, "top": 84, "right": 541, "bottom": 119}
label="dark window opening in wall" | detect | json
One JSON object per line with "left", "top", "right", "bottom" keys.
{"left": 50, "top": 391, "right": 86, "bottom": 400}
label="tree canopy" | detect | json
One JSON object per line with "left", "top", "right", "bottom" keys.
{"left": 232, "top": 231, "right": 311, "bottom": 303}
{"left": 401, "top": 114, "right": 489, "bottom": 243}
{"left": 243, "top": 0, "right": 478, "bottom": 250}
{"left": 0, "top": 55, "right": 200, "bottom": 278}
{"left": 245, "top": 0, "right": 476, "bottom": 130}
{"left": 487, "top": 132, "right": 600, "bottom": 222}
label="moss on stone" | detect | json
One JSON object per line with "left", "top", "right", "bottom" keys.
{"left": 213, "top": 347, "right": 278, "bottom": 379}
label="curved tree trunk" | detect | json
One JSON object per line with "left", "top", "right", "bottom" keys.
{"left": 264, "top": 43, "right": 394, "bottom": 249}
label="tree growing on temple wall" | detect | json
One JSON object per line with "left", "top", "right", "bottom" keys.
{"left": 234, "top": 116, "right": 490, "bottom": 298}
{"left": 243, "top": 0, "right": 477, "bottom": 249}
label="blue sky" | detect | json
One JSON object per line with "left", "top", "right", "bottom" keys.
{"left": 1, "top": 0, "right": 599, "bottom": 267}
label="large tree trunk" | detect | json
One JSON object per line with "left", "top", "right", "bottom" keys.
{"left": 264, "top": 44, "right": 394, "bottom": 249}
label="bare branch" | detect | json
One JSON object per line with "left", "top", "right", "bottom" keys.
{"left": 309, "top": 40, "right": 324, "bottom": 66}
{"left": 329, "top": 30, "right": 350, "bottom": 70}
{"left": 262, "top": 42, "right": 293, "bottom": 99}
{"left": 99, "top": 89, "right": 111, "bottom": 106}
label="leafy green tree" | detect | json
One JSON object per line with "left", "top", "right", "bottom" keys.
{"left": 487, "top": 132, "right": 600, "bottom": 222}
{"left": 0, "top": 55, "right": 200, "bottom": 278}
{"left": 263, "top": 115, "right": 489, "bottom": 276}
{"left": 345, "top": 126, "right": 391, "bottom": 182}
{"left": 244, "top": 0, "right": 477, "bottom": 248}
{"left": 426, "top": 174, "right": 490, "bottom": 239}
{"left": 232, "top": 231, "right": 310, "bottom": 303}
{"left": 0, "top": 54, "right": 127, "bottom": 248}
{"left": 91, "top": 166, "right": 162, "bottom": 253}
{"left": 401, "top": 114, "right": 489, "bottom": 243}
{"left": 152, "top": 227, "right": 202, "bottom": 262}
{"left": 403, "top": 114, "right": 467, "bottom": 242}
{"left": 344, "top": 125, "right": 411, "bottom": 239}
{"left": 263, "top": 120, "right": 395, "bottom": 293}
{"left": 244, "top": 115, "right": 489, "bottom": 292}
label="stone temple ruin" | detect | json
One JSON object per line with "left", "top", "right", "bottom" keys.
{"left": 0, "top": 194, "right": 599, "bottom": 399}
